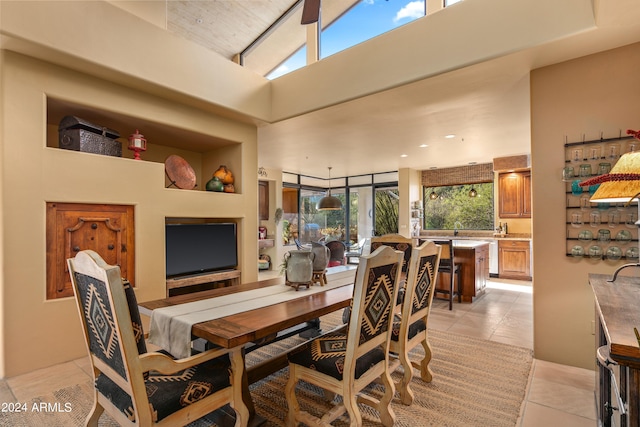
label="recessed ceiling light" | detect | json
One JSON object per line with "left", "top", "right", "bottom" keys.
{"left": 400, "top": 154, "right": 408, "bottom": 157}
{"left": 419, "top": 144, "right": 428, "bottom": 148}
{"left": 445, "top": 134, "right": 456, "bottom": 139}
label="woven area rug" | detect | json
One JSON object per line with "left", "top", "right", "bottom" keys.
{"left": 246, "top": 312, "right": 533, "bottom": 427}
{"left": 0, "top": 312, "right": 532, "bottom": 426}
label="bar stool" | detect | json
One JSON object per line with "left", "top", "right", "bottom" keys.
{"left": 433, "top": 240, "right": 461, "bottom": 310}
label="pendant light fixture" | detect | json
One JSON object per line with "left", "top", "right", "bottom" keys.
{"left": 317, "top": 167, "right": 342, "bottom": 210}
{"left": 429, "top": 191, "right": 438, "bottom": 200}
{"left": 468, "top": 187, "right": 477, "bottom": 197}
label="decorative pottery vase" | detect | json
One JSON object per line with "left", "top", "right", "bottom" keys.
{"left": 205, "top": 177, "right": 224, "bottom": 192}
{"left": 311, "top": 242, "right": 330, "bottom": 271}
{"left": 284, "top": 250, "right": 315, "bottom": 287}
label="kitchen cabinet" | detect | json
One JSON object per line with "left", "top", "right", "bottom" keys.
{"left": 259, "top": 180, "right": 269, "bottom": 220}
{"left": 283, "top": 187, "right": 298, "bottom": 213}
{"left": 475, "top": 244, "right": 489, "bottom": 296}
{"left": 46, "top": 202, "right": 135, "bottom": 299}
{"left": 522, "top": 172, "right": 532, "bottom": 216}
{"left": 498, "top": 171, "right": 531, "bottom": 218}
{"left": 498, "top": 240, "right": 531, "bottom": 280}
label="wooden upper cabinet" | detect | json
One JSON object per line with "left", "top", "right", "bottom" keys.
{"left": 522, "top": 172, "right": 532, "bottom": 217}
{"left": 259, "top": 180, "right": 269, "bottom": 220}
{"left": 46, "top": 202, "right": 135, "bottom": 299}
{"left": 283, "top": 188, "right": 298, "bottom": 213}
{"left": 498, "top": 171, "right": 531, "bottom": 218}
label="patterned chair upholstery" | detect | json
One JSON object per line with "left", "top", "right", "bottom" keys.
{"left": 68, "top": 250, "right": 248, "bottom": 427}
{"left": 285, "top": 245, "right": 404, "bottom": 427}
{"left": 389, "top": 241, "right": 441, "bottom": 405}
{"left": 370, "top": 234, "right": 413, "bottom": 276}
{"left": 371, "top": 233, "right": 414, "bottom": 305}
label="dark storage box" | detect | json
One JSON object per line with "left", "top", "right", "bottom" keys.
{"left": 58, "top": 116, "right": 122, "bottom": 157}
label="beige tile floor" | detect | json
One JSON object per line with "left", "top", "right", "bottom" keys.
{"left": 428, "top": 278, "right": 596, "bottom": 427}
{"left": 0, "top": 275, "right": 596, "bottom": 426}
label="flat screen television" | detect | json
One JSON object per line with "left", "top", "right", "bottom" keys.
{"left": 165, "top": 223, "right": 238, "bottom": 278}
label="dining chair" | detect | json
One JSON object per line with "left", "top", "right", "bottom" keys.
{"left": 345, "top": 238, "right": 367, "bottom": 264}
{"left": 285, "top": 245, "right": 404, "bottom": 427}
{"left": 325, "top": 240, "right": 347, "bottom": 266}
{"left": 371, "top": 233, "right": 414, "bottom": 305}
{"left": 370, "top": 233, "right": 413, "bottom": 277}
{"left": 389, "top": 241, "right": 441, "bottom": 405}
{"left": 433, "top": 240, "right": 461, "bottom": 310}
{"left": 68, "top": 250, "right": 248, "bottom": 427}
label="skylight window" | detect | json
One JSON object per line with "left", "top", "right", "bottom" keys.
{"left": 321, "top": 0, "right": 426, "bottom": 60}
{"left": 262, "top": 0, "right": 430, "bottom": 80}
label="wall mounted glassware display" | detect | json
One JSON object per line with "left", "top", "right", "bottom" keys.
{"left": 565, "top": 135, "right": 639, "bottom": 261}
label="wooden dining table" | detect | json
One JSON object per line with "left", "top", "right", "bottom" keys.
{"left": 139, "top": 274, "right": 355, "bottom": 426}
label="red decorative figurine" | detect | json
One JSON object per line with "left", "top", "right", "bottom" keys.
{"left": 127, "top": 129, "right": 147, "bottom": 160}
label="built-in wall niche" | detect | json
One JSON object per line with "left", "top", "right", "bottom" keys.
{"left": 164, "top": 218, "right": 241, "bottom": 296}
{"left": 45, "top": 97, "right": 243, "bottom": 193}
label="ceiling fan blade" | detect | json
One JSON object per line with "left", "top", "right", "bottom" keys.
{"left": 301, "top": 0, "right": 320, "bottom": 24}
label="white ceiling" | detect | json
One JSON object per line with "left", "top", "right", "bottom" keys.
{"left": 258, "top": 54, "right": 532, "bottom": 178}
{"left": 166, "top": 0, "right": 640, "bottom": 180}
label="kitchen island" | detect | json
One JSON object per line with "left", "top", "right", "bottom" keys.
{"left": 419, "top": 238, "right": 490, "bottom": 302}
{"left": 451, "top": 240, "right": 490, "bottom": 302}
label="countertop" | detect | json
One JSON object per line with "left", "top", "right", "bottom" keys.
{"left": 419, "top": 233, "right": 531, "bottom": 242}
{"left": 590, "top": 273, "right": 640, "bottom": 367}
{"left": 450, "top": 240, "right": 491, "bottom": 249}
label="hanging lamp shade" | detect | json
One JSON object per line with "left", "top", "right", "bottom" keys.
{"left": 317, "top": 193, "right": 342, "bottom": 210}
{"left": 469, "top": 187, "right": 478, "bottom": 197}
{"left": 317, "top": 166, "right": 342, "bottom": 211}
{"left": 580, "top": 151, "right": 640, "bottom": 202}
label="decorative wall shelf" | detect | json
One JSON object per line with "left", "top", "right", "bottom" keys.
{"left": 564, "top": 136, "right": 639, "bottom": 260}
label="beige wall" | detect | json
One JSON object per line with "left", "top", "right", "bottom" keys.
{"left": 531, "top": 42, "right": 640, "bottom": 369}
{"left": 270, "top": 0, "right": 595, "bottom": 121}
{"left": 1, "top": 51, "right": 259, "bottom": 377}
{"left": 398, "top": 168, "right": 423, "bottom": 238}
{"left": 0, "top": 0, "right": 268, "bottom": 378}
{"left": 0, "top": 1, "right": 271, "bottom": 123}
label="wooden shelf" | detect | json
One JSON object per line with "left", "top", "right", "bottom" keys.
{"left": 259, "top": 239, "right": 274, "bottom": 249}
{"left": 166, "top": 269, "right": 241, "bottom": 292}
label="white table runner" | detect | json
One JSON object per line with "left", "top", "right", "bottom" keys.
{"left": 148, "top": 280, "right": 350, "bottom": 359}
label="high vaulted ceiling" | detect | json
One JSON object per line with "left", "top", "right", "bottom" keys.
{"left": 164, "top": 0, "right": 640, "bottom": 179}
{"left": 166, "top": 0, "right": 358, "bottom": 77}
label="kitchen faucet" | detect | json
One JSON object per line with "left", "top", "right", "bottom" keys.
{"left": 454, "top": 221, "right": 463, "bottom": 236}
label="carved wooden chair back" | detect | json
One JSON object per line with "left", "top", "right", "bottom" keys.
{"left": 68, "top": 250, "right": 248, "bottom": 427}
{"left": 371, "top": 233, "right": 413, "bottom": 275}
{"left": 389, "top": 241, "right": 442, "bottom": 405}
{"left": 285, "top": 245, "right": 404, "bottom": 427}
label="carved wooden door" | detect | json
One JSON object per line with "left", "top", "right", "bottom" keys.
{"left": 46, "top": 202, "right": 134, "bottom": 299}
